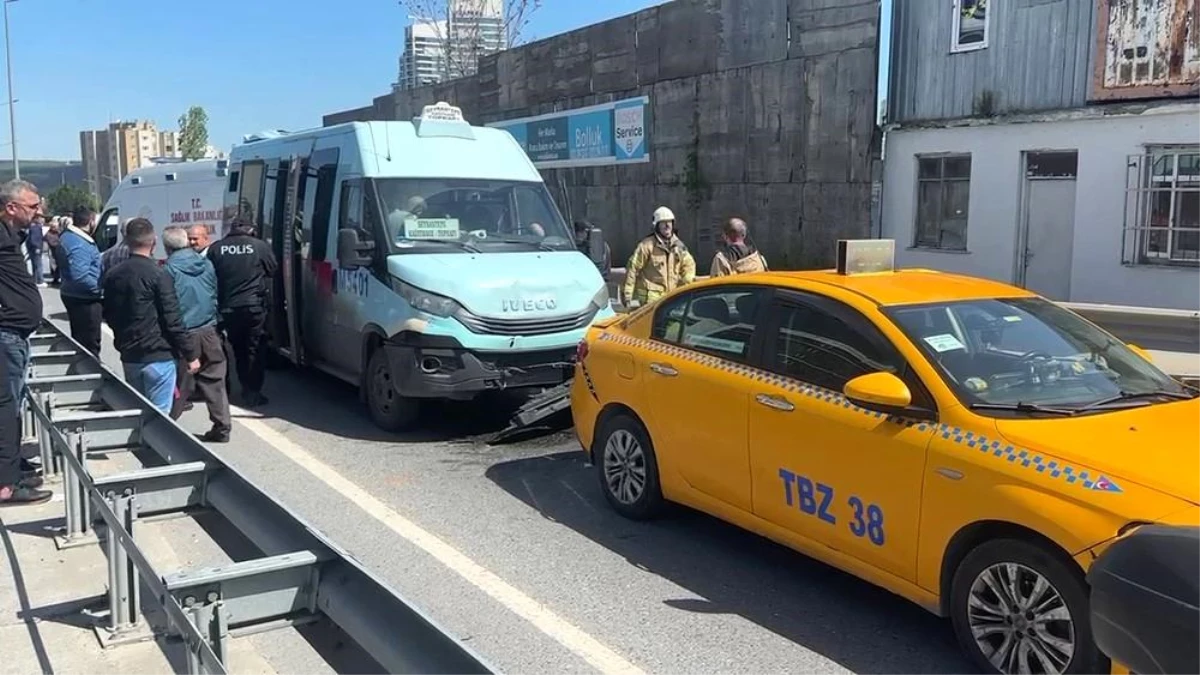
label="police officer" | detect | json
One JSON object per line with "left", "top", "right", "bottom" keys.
{"left": 207, "top": 218, "right": 277, "bottom": 407}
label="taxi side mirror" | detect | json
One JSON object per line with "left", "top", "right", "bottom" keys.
{"left": 1127, "top": 343, "right": 1153, "bottom": 363}
{"left": 844, "top": 372, "right": 912, "bottom": 412}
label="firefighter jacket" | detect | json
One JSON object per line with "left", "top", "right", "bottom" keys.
{"left": 622, "top": 233, "right": 696, "bottom": 304}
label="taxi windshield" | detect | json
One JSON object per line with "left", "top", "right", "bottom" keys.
{"left": 885, "top": 297, "right": 1192, "bottom": 412}
{"left": 372, "top": 178, "right": 574, "bottom": 254}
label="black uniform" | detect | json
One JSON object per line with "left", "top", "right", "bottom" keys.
{"left": 207, "top": 230, "right": 277, "bottom": 404}
{"left": 0, "top": 219, "right": 42, "bottom": 490}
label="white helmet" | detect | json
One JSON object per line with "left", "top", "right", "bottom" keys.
{"left": 652, "top": 206, "right": 675, "bottom": 225}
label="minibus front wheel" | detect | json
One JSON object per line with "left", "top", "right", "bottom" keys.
{"left": 365, "top": 348, "right": 421, "bottom": 431}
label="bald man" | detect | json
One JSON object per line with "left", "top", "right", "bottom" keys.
{"left": 711, "top": 217, "right": 767, "bottom": 276}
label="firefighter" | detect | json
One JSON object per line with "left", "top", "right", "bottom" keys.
{"left": 621, "top": 206, "right": 696, "bottom": 308}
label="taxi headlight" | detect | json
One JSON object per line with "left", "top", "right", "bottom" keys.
{"left": 589, "top": 284, "right": 610, "bottom": 311}
{"left": 391, "top": 278, "right": 463, "bottom": 318}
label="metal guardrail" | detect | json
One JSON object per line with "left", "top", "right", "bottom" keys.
{"left": 20, "top": 321, "right": 494, "bottom": 675}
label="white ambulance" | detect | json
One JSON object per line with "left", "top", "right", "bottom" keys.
{"left": 97, "top": 158, "right": 232, "bottom": 259}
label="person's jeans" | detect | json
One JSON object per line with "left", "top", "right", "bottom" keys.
{"left": 27, "top": 248, "right": 43, "bottom": 285}
{"left": 0, "top": 328, "right": 29, "bottom": 451}
{"left": 122, "top": 361, "right": 177, "bottom": 414}
{"left": 0, "top": 328, "right": 30, "bottom": 407}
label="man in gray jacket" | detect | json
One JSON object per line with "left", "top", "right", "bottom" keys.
{"left": 162, "top": 226, "right": 230, "bottom": 442}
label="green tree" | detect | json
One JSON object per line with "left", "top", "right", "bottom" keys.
{"left": 46, "top": 184, "right": 99, "bottom": 216}
{"left": 178, "top": 105, "right": 210, "bottom": 160}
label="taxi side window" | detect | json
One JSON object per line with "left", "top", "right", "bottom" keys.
{"left": 651, "top": 288, "right": 766, "bottom": 361}
{"left": 768, "top": 299, "right": 916, "bottom": 398}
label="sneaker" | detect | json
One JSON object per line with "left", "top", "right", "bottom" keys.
{"left": 198, "top": 429, "right": 230, "bottom": 443}
{"left": 0, "top": 484, "right": 53, "bottom": 506}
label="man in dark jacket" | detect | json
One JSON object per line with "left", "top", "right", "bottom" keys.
{"left": 24, "top": 214, "right": 45, "bottom": 287}
{"left": 207, "top": 218, "right": 277, "bottom": 407}
{"left": 102, "top": 218, "right": 199, "bottom": 414}
{"left": 162, "top": 226, "right": 230, "bottom": 442}
{"left": 0, "top": 179, "right": 51, "bottom": 506}
{"left": 59, "top": 206, "right": 103, "bottom": 356}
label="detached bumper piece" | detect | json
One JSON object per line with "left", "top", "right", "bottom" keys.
{"left": 490, "top": 381, "right": 573, "bottom": 444}
{"left": 1087, "top": 525, "right": 1199, "bottom": 675}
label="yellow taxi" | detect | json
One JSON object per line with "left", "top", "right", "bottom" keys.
{"left": 570, "top": 240, "right": 1199, "bottom": 675}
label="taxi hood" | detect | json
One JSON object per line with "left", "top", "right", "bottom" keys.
{"left": 387, "top": 251, "right": 605, "bottom": 318}
{"left": 994, "top": 399, "right": 1200, "bottom": 505}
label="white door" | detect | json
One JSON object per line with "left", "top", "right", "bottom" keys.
{"left": 1020, "top": 152, "right": 1078, "bottom": 301}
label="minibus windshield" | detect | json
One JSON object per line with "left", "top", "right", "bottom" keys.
{"left": 372, "top": 178, "right": 574, "bottom": 253}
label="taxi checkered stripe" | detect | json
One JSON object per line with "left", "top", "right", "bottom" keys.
{"left": 594, "top": 332, "right": 1123, "bottom": 495}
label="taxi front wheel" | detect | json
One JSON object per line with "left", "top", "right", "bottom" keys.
{"left": 950, "top": 539, "right": 1106, "bottom": 675}
{"left": 593, "top": 413, "right": 663, "bottom": 520}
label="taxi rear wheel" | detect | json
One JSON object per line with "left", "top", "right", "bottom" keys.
{"left": 594, "top": 413, "right": 663, "bottom": 520}
{"left": 950, "top": 539, "right": 1105, "bottom": 675}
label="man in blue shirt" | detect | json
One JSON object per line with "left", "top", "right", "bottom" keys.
{"left": 163, "top": 226, "right": 230, "bottom": 442}
{"left": 59, "top": 206, "right": 103, "bottom": 356}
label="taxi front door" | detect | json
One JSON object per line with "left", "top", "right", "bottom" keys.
{"left": 641, "top": 288, "right": 771, "bottom": 514}
{"left": 747, "top": 291, "right": 935, "bottom": 582}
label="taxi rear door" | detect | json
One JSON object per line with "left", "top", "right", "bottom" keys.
{"left": 747, "top": 290, "right": 937, "bottom": 582}
{"left": 639, "top": 285, "right": 773, "bottom": 513}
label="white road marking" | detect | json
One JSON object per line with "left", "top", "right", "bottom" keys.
{"left": 236, "top": 416, "right": 645, "bottom": 675}
{"left": 99, "top": 322, "right": 644, "bottom": 674}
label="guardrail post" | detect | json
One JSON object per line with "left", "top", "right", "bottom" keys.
{"left": 99, "top": 490, "right": 146, "bottom": 647}
{"left": 55, "top": 430, "right": 97, "bottom": 550}
{"left": 34, "top": 391, "right": 58, "bottom": 481}
{"left": 182, "top": 593, "right": 228, "bottom": 675}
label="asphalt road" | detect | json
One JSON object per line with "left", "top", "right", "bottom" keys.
{"left": 42, "top": 289, "right": 970, "bottom": 674}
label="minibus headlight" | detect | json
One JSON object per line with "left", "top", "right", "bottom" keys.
{"left": 589, "top": 284, "right": 610, "bottom": 311}
{"left": 391, "top": 278, "right": 463, "bottom": 318}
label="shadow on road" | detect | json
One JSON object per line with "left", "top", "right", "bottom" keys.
{"left": 250, "top": 362, "right": 560, "bottom": 445}
{"left": 485, "top": 451, "right": 970, "bottom": 674}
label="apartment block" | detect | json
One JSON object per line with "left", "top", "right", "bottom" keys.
{"left": 78, "top": 120, "right": 183, "bottom": 202}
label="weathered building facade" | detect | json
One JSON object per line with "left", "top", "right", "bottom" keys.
{"left": 324, "top": 0, "right": 882, "bottom": 269}
{"left": 882, "top": 0, "right": 1199, "bottom": 309}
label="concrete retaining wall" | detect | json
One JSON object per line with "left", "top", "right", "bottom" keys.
{"left": 325, "top": 0, "right": 882, "bottom": 270}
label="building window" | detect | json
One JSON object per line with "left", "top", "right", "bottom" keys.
{"left": 1123, "top": 146, "right": 1200, "bottom": 266}
{"left": 951, "top": 0, "right": 990, "bottom": 53}
{"left": 914, "top": 155, "right": 971, "bottom": 251}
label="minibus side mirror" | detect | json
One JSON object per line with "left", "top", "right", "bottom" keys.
{"left": 336, "top": 228, "right": 374, "bottom": 269}
{"left": 587, "top": 226, "right": 607, "bottom": 266}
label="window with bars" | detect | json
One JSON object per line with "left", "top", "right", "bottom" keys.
{"left": 914, "top": 154, "right": 972, "bottom": 251}
{"left": 1123, "top": 146, "right": 1200, "bottom": 266}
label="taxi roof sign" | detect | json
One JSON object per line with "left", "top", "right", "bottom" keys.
{"left": 420, "top": 101, "right": 465, "bottom": 123}
{"left": 836, "top": 239, "right": 895, "bottom": 275}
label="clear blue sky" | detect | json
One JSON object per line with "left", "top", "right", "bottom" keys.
{"left": 12, "top": 0, "right": 890, "bottom": 161}
{"left": 9, "top": 0, "right": 670, "bottom": 160}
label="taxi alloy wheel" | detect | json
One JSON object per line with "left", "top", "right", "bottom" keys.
{"left": 365, "top": 348, "right": 419, "bottom": 432}
{"left": 950, "top": 539, "right": 1105, "bottom": 675}
{"left": 595, "top": 414, "right": 663, "bottom": 520}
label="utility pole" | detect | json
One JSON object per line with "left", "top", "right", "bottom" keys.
{"left": 3, "top": 0, "right": 18, "bottom": 180}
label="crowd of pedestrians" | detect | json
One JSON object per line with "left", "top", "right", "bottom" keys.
{"left": 0, "top": 179, "right": 277, "bottom": 507}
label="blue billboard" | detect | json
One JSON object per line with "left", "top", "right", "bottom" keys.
{"left": 487, "top": 96, "right": 650, "bottom": 169}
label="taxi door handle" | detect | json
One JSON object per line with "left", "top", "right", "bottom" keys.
{"left": 649, "top": 362, "right": 678, "bottom": 377}
{"left": 755, "top": 393, "right": 795, "bottom": 412}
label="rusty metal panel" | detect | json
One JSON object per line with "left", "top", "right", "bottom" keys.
{"left": 1092, "top": 0, "right": 1200, "bottom": 101}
